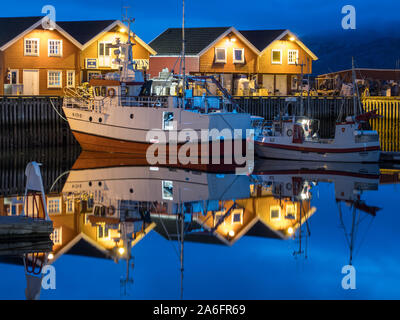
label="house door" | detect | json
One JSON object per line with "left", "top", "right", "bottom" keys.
{"left": 23, "top": 70, "right": 39, "bottom": 95}
{"left": 262, "top": 75, "right": 274, "bottom": 94}
{"left": 275, "top": 75, "right": 287, "bottom": 95}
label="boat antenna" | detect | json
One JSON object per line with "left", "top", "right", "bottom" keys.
{"left": 351, "top": 57, "right": 362, "bottom": 116}
{"left": 181, "top": 0, "right": 186, "bottom": 109}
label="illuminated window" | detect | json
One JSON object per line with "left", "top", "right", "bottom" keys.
{"left": 285, "top": 204, "right": 296, "bottom": 220}
{"left": 66, "top": 70, "right": 75, "bottom": 88}
{"left": 97, "top": 224, "right": 110, "bottom": 239}
{"left": 24, "top": 39, "right": 39, "bottom": 56}
{"left": 47, "top": 71, "right": 62, "bottom": 88}
{"left": 50, "top": 227, "right": 62, "bottom": 245}
{"left": 48, "top": 39, "right": 63, "bottom": 57}
{"left": 162, "top": 181, "right": 173, "bottom": 201}
{"left": 214, "top": 211, "right": 225, "bottom": 227}
{"left": 215, "top": 47, "right": 227, "bottom": 63}
{"left": 270, "top": 206, "right": 281, "bottom": 220}
{"left": 231, "top": 209, "right": 243, "bottom": 224}
{"left": 271, "top": 49, "right": 282, "bottom": 64}
{"left": 47, "top": 198, "right": 61, "bottom": 214}
{"left": 66, "top": 199, "right": 74, "bottom": 213}
{"left": 87, "top": 71, "right": 101, "bottom": 82}
{"left": 288, "top": 49, "right": 298, "bottom": 65}
{"left": 233, "top": 48, "right": 244, "bottom": 63}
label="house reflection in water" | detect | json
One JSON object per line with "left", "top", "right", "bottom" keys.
{"left": 152, "top": 182, "right": 315, "bottom": 246}
{"left": 0, "top": 192, "right": 155, "bottom": 264}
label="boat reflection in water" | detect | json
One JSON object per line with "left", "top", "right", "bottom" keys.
{"left": 1, "top": 151, "right": 393, "bottom": 299}
{"left": 254, "top": 159, "right": 382, "bottom": 262}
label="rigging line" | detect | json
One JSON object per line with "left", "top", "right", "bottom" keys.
{"left": 156, "top": 210, "right": 180, "bottom": 259}
{"left": 337, "top": 202, "right": 351, "bottom": 248}
{"left": 353, "top": 216, "right": 375, "bottom": 259}
{"left": 49, "top": 98, "right": 68, "bottom": 122}
{"left": 49, "top": 170, "right": 70, "bottom": 192}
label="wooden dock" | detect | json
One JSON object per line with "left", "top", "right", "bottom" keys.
{"left": 0, "top": 216, "right": 53, "bottom": 241}
{"left": 0, "top": 95, "right": 398, "bottom": 158}
{"left": 0, "top": 96, "right": 75, "bottom": 150}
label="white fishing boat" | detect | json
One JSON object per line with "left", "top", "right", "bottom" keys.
{"left": 61, "top": 14, "right": 253, "bottom": 160}
{"left": 255, "top": 112, "right": 381, "bottom": 162}
{"left": 255, "top": 59, "right": 381, "bottom": 163}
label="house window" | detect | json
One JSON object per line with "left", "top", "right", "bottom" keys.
{"left": 231, "top": 209, "right": 243, "bottom": 224}
{"left": 97, "top": 224, "right": 110, "bottom": 239}
{"left": 99, "top": 42, "right": 112, "bottom": 67}
{"left": 50, "top": 227, "right": 62, "bottom": 245}
{"left": 9, "top": 70, "right": 19, "bottom": 84}
{"left": 271, "top": 49, "right": 282, "bottom": 64}
{"left": 162, "top": 181, "right": 173, "bottom": 201}
{"left": 288, "top": 49, "right": 298, "bottom": 65}
{"left": 48, "top": 39, "right": 62, "bottom": 57}
{"left": 233, "top": 48, "right": 245, "bottom": 64}
{"left": 47, "top": 71, "right": 62, "bottom": 88}
{"left": 270, "top": 206, "right": 281, "bottom": 220}
{"left": 66, "top": 70, "right": 75, "bottom": 88}
{"left": 214, "top": 211, "right": 225, "bottom": 227}
{"left": 48, "top": 198, "right": 61, "bottom": 214}
{"left": 87, "top": 71, "right": 101, "bottom": 82}
{"left": 24, "top": 39, "right": 39, "bottom": 56}
{"left": 66, "top": 198, "right": 74, "bottom": 213}
{"left": 215, "top": 47, "right": 227, "bottom": 63}
{"left": 286, "top": 204, "right": 296, "bottom": 220}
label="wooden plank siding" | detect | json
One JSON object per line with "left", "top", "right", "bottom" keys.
{"left": 257, "top": 39, "right": 313, "bottom": 75}
{"left": 199, "top": 33, "right": 258, "bottom": 74}
{"left": 0, "top": 28, "right": 81, "bottom": 95}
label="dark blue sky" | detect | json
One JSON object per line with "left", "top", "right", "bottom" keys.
{"left": 1, "top": 0, "right": 400, "bottom": 42}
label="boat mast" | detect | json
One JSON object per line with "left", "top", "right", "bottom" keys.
{"left": 182, "top": 0, "right": 186, "bottom": 109}
{"left": 351, "top": 57, "right": 362, "bottom": 116}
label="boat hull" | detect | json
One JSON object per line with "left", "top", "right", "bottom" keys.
{"left": 72, "top": 130, "right": 252, "bottom": 168}
{"left": 255, "top": 141, "right": 381, "bottom": 163}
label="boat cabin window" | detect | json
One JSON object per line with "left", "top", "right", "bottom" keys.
{"left": 94, "top": 86, "right": 107, "bottom": 97}
{"left": 162, "top": 181, "right": 173, "bottom": 200}
{"left": 162, "top": 112, "right": 174, "bottom": 130}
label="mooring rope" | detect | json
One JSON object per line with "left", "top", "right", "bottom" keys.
{"left": 49, "top": 98, "right": 68, "bottom": 122}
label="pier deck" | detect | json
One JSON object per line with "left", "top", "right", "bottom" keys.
{"left": 0, "top": 216, "right": 53, "bottom": 240}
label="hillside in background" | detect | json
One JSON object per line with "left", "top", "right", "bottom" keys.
{"left": 302, "top": 28, "right": 400, "bottom": 76}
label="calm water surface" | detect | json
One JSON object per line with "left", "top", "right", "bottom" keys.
{"left": 0, "top": 149, "right": 399, "bottom": 300}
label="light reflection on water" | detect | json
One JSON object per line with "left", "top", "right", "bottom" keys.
{"left": 0, "top": 150, "right": 399, "bottom": 300}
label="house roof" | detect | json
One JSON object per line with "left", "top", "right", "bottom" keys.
{"left": 239, "top": 29, "right": 287, "bottom": 52}
{"left": 149, "top": 27, "right": 231, "bottom": 55}
{"left": 57, "top": 20, "right": 117, "bottom": 46}
{"left": 0, "top": 17, "right": 156, "bottom": 55}
{"left": 0, "top": 16, "right": 43, "bottom": 47}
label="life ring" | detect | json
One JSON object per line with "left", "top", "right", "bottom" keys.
{"left": 107, "top": 88, "right": 116, "bottom": 98}
{"left": 107, "top": 206, "right": 115, "bottom": 216}
{"left": 287, "top": 129, "right": 293, "bottom": 137}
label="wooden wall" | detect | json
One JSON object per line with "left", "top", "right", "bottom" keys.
{"left": 1, "top": 28, "right": 80, "bottom": 95}
{"left": 199, "top": 33, "right": 258, "bottom": 74}
{"left": 257, "top": 39, "right": 313, "bottom": 75}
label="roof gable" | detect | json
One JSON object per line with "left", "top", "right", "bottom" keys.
{"left": 240, "top": 29, "right": 318, "bottom": 60}
{"left": 57, "top": 20, "right": 117, "bottom": 46}
{"left": 0, "top": 16, "right": 43, "bottom": 48}
{"left": 150, "top": 27, "right": 231, "bottom": 55}
{"left": 239, "top": 29, "right": 287, "bottom": 52}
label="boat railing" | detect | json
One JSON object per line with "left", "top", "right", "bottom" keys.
{"left": 120, "top": 96, "right": 171, "bottom": 108}
{"left": 64, "top": 87, "right": 93, "bottom": 110}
